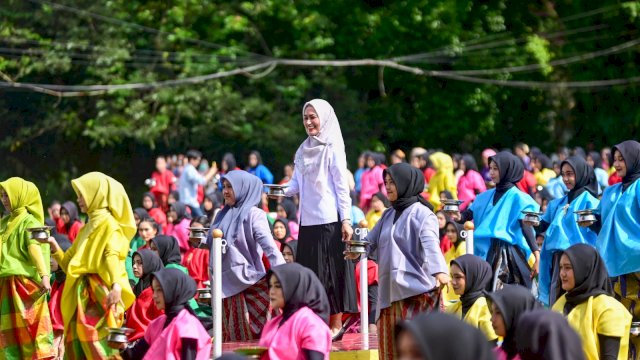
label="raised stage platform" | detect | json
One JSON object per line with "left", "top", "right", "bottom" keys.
{"left": 221, "top": 333, "right": 379, "bottom": 359}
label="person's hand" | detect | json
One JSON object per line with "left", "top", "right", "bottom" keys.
{"left": 342, "top": 222, "right": 353, "bottom": 242}
{"left": 107, "top": 283, "right": 122, "bottom": 309}
{"left": 343, "top": 251, "right": 360, "bottom": 260}
{"left": 531, "top": 251, "right": 540, "bottom": 279}
{"left": 435, "top": 273, "right": 450, "bottom": 291}
{"left": 40, "top": 275, "right": 51, "bottom": 294}
{"left": 47, "top": 236, "right": 60, "bottom": 253}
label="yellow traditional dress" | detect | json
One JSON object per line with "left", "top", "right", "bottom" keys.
{"left": 446, "top": 297, "right": 497, "bottom": 341}
{"left": 52, "top": 172, "right": 136, "bottom": 359}
{"left": 0, "top": 177, "right": 54, "bottom": 359}
{"left": 553, "top": 294, "right": 631, "bottom": 360}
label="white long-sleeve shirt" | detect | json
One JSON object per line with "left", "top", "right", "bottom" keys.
{"left": 285, "top": 143, "right": 351, "bottom": 226}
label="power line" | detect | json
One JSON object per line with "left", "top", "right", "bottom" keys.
{"left": 25, "top": 0, "right": 268, "bottom": 58}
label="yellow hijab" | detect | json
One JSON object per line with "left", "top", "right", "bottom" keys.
{"left": 62, "top": 172, "right": 136, "bottom": 322}
{"left": 0, "top": 178, "right": 46, "bottom": 270}
{"left": 428, "top": 152, "right": 458, "bottom": 208}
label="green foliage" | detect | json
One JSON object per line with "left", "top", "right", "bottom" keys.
{"left": 1, "top": 0, "right": 640, "bottom": 202}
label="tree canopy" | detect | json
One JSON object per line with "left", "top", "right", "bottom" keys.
{"left": 2, "top": 0, "right": 640, "bottom": 200}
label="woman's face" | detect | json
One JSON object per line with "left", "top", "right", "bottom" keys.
{"left": 445, "top": 223, "right": 458, "bottom": 243}
{"left": 370, "top": 196, "right": 385, "bottom": 212}
{"left": 203, "top": 197, "right": 214, "bottom": 211}
{"left": 273, "top": 222, "right": 287, "bottom": 240}
{"left": 613, "top": 150, "right": 626, "bottom": 178}
{"left": 489, "top": 161, "right": 500, "bottom": 184}
{"left": 284, "top": 164, "right": 294, "bottom": 178}
{"left": 366, "top": 156, "right": 376, "bottom": 169}
{"left": 268, "top": 274, "right": 285, "bottom": 310}
{"left": 384, "top": 174, "right": 398, "bottom": 202}
{"left": 559, "top": 254, "right": 575, "bottom": 291}
{"left": 138, "top": 221, "right": 158, "bottom": 242}
{"left": 222, "top": 180, "right": 236, "bottom": 206}
{"left": 142, "top": 196, "right": 153, "bottom": 210}
{"left": 561, "top": 163, "right": 576, "bottom": 190}
{"left": 134, "top": 213, "right": 141, "bottom": 226}
{"left": 490, "top": 303, "right": 507, "bottom": 337}
{"left": 396, "top": 330, "right": 422, "bottom": 360}
{"left": 282, "top": 246, "right": 294, "bottom": 263}
{"left": 249, "top": 154, "right": 259, "bottom": 167}
{"left": 586, "top": 155, "right": 595, "bottom": 168}
{"left": 459, "top": 160, "right": 466, "bottom": 172}
{"left": 168, "top": 194, "right": 177, "bottom": 205}
{"left": 450, "top": 263, "right": 466, "bottom": 296}
{"left": 358, "top": 155, "right": 365, "bottom": 168}
{"left": 436, "top": 212, "right": 446, "bottom": 229}
{"left": 303, "top": 105, "right": 321, "bottom": 137}
{"left": 439, "top": 192, "right": 448, "bottom": 203}
{"left": 277, "top": 205, "right": 287, "bottom": 219}
{"left": 152, "top": 278, "right": 165, "bottom": 310}
{"left": 77, "top": 195, "right": 88, "bottom": 213}
{"left": 132, "top": 254, "right": 144, "bottom": 279}
{"left": 60, "top": 207, "right": 71, "bottom": 225}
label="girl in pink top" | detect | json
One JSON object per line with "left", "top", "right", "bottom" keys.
{"left": 120, "top": 268, "right": 211, "bottom": 360}
{"left": 165, "top": 202, "right": 192, "bottom": 255}
{"left": 259, "top": 263, "right": 331, "bottom": 360}
{"left": 457, "top": 155, "right": 487, "bottom": 211}
{"left": 359, "top": 153, "right": 387, "bottom": 211}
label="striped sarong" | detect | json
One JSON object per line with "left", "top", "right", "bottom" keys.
{"left": 613, "top": 273, "right": 640, "bottom": 360}
{"left": 222, "top": 276, "right": 270, "bottom": 342}
{"left": 377, "top": 289, "right": 443, "bottom": 360}
{"left": 0, "top": 275, "right": 55, "bottom": 359}
{"left": 64, "top": 274, "right": 124, "bottom": 360}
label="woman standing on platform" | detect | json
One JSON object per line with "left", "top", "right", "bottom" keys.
{"left": 47, "top": 172, "right": 136, "bottom": 359}
{"left": 0, "top": 177, "right": 55, "bottom": 359}
{"left": 212, "top": 170, "right": 285, "bottom": 341}
{"left": 283, "top": 99, "right": 358, "bottom": 338}
{"left": 592, "top": 140, "right": 640, "bottom": 359}
{"left": 454, "top": 151, "right": 540, "bottom": 290}
{"left": 535, "top": 156, "right": 599, "bottom": 307}
{"left": 349, "top": 162, "right": 449, "bottom": 360}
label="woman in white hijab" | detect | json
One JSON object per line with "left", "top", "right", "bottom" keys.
{"left": 283, "top": 99, "right": 357, "bottom": 339}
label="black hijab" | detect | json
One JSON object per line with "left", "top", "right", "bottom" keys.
{"left": 61, "top": 201, "right": 80, "bottom": 229}
{"left": 559, "top": 244, "right": 613, "bottom": 315}
{"left": 170, "top": 202, "right": 191, "bottom": 224}
{"left": 395, "top": 312, "right": 495, "bottom": 360}
{"left": 282, "top": 240, "right": 298, "bottom": 262}
{"left": 612, "top": 140, "right": 640, "bottom": 191}
{"left": 588, "top": 151, "right": 603, "bottom": 170}
{"left": 142, "top": 192, "right": 158, "bottom": 210}
{"left": 489, "top": 152, "right": 524, "bottom": 205}
{"left": 269, "top": 263, "right": 330, "bottom": 325}
{"left": 372, "top": 191, "right": 390, "bottom": 208}
{"left": 486, "top": 285, "right": 541, "bottom": 359}
{"left": 152, "top": 268, "right": 197, "bottom": 328}
{"left": 222, "top": 152, "right": 237, "bottom": 172}
{"left": 279, "top": 198, "right": 298, "bottom": 223}
{"left": 451, "top": 255, "right": 492, "bottom": 319}
{"left": 445, "top": 220, "right": 465, "bottom": 246}
{"left": 536, "top": 154, "right": 553, "bottom": 170}
{"left": 132, "top": 249, "right": 164, "bottom": 297}
{"left": 462, "top": 154, "right": 479, "bottom": 173}
{"left": 561, "top": 156, "right": 599, "bottom": 203}
{"left": 383, "top": 163, "right": 433, "bottom": 222}
{"left": 515, "top": 310, "right": 586, "bottom": 360}
{"left": 152, "top": 235, "right": 182, "bottom": 266}
{"left": 134, "top": 207, "right": 150, "bottom": 221}
{"left": 273, "top": 218, "right": 291, "bottom": 243}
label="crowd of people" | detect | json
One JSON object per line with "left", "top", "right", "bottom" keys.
{"left": 1, "top": 98, "right": 639, "bottom": 360}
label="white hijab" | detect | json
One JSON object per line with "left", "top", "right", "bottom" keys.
{"left": 295, "top": 99, "right": 346, "bottom": 176}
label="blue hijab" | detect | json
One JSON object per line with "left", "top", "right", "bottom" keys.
{"left": 211, "top": 170, "right": 263, "bottom": 243}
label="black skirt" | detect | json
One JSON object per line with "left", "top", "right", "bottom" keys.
{"left": 297, "top": 222, "right": 358, "bottom": 315}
